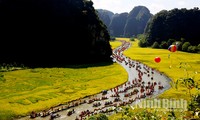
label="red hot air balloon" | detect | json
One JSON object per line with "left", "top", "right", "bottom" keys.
{"left": 154, "top": 57, "right": 161, "bottom": 63}
{"left": 168, "top": 45, "right": 177, "bottom": 52}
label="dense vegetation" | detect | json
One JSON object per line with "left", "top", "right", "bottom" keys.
{"left": 97, "top": 6, "right": 152, "bottom": 37}
{"left": 0, "top": 62, "right": 127, "bottom": 119}
{"left": 109, "top": 38, "right": 200, "bottom": 119}
{"left": 0, "top": 0, "right": 112, "bottom": 67}
{"left": 142, "top": 7, "right": 200, "bottom": 53}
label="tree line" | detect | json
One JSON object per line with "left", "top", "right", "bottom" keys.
{"left": 139, "top": 7, "right": 200, "bottom": 53}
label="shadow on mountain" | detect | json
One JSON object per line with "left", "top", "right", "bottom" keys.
{"left": 0, "top": 0, "right": 112, "bottom": 68}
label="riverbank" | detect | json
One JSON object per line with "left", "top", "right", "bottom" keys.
{"left": 17, "top": 40, "right": 171, "bottom": 120}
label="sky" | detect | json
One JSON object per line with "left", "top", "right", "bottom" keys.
{"left": 91, "top": 0, "right": 200, "bottom": 15}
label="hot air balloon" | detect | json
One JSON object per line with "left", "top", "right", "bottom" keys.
{"left": 154, "top": 57, "right": 161, "bottom": 63}
{"left": 168, "top": 45, "right": 177, "bottom": 52}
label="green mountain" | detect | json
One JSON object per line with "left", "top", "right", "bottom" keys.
{"left": 109, "top": 13, "right": 128, "bottom": 37}
{"left": 97, "top": 6, "right": 152, "bottom": 37}
{"left": 145, "top": 8, "right": 200, "bottom": 46}
{"left": 124, "top": 6, "right": 152, "bottom": 37}
{"left": 0, "top": 0, "right": 112, "bottom": 67}
{"left": 96, "top": 9, "right": 114, "bottom": 27}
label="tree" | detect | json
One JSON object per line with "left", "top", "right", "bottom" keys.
{"left": 197, "top": 44, "right": 200, "bottom": 52}
{"left": 187, "top": 46, "right": 198, "bottom": 53}
{"left": 88, "top": 116, "right": 97, "bottom": 120}
{"left": 188, "top": 94, "right": 200, "bottom": 117}
{"left": 88, "top": 113, "right": 108, "bottom": 120}
{"left": 182, "top": 42, "right": 191, "bottom": 52}
{"left": 144, "top": 8, "right": 200, "bottom": 48}
{"left": 138, "top": 39, "right": 148, "bottom": 47}
{"left": 167, "top": 39, "right": 176, "bottom": 46}
{"left": 151, "top": 41, "right": 160, "bottom": 48}
{"left": 97, "top": 114, "right": 108, "bottom": 120}
{"left": 160, "top": 41, "right": 168, "bottom": 49}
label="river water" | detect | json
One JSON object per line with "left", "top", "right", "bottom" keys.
{"left": 17, "top": 40, "right": 171, "bottom": 120}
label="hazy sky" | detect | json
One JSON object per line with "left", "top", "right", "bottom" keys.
{"left": 92, "top": 0, "right": 200, "bottom": 15}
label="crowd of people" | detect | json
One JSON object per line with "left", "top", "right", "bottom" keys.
{"left": 28, "top": 40, "right": 169, "bottom": 120}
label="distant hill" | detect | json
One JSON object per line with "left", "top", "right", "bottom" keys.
{"left": 144, "top": 8, "right": 200, "bottom": 46}
{"left": 109, "top": 13, "right": 128, "bottom": 37}
{"left": 96, "top": 6, "right": 152, "bottom": 37}
{"left": 124, "top": 6, "right": 152, "bottom": 37}
{"left": 0, "top": 0, "right": 112, "bottom": 67}
{"left": 96, "top": 9, "right": 114, "bottom": 28}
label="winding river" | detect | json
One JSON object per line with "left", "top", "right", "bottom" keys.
{"left": 18, "top": 40, "right": 171, "bottom": 120}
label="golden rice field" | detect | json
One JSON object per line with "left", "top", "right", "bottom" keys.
{"left": 109, "top": 38, "right": 200, "bottom": 120}
{"left": 0, "top": 63, "right": 128, "bottom": 119}
{"left": 121, "top": 38, "right": 200, "bottom": 100}
{"left": 0, "top": 38, "right": 199, "bottom": 120}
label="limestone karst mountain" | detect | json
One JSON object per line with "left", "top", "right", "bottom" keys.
{"left": 0, "top": 0, "right": 112, "bottom": 67}
{"left": 97, "top": 6, "right": 152, "bottom": 37}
